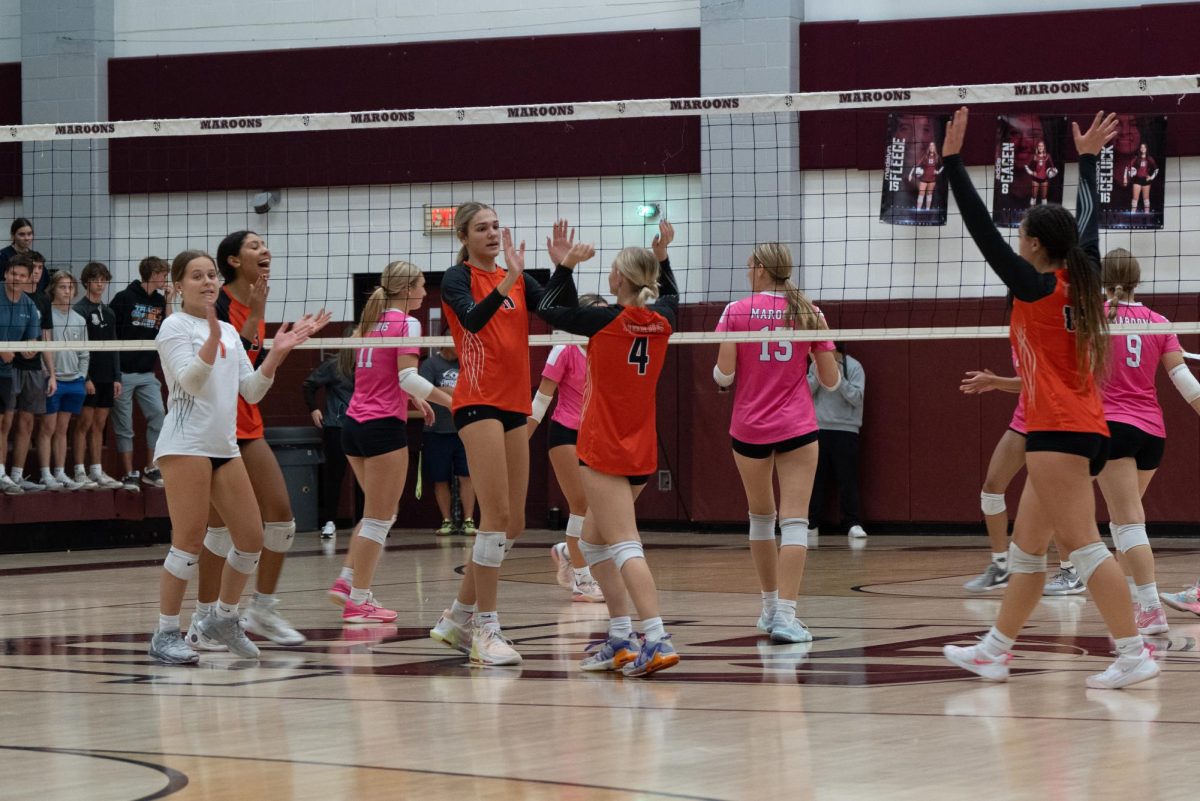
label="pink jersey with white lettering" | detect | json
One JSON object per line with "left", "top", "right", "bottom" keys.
{"left": 716, "top": 292, "right": 836, "bottom": 444}
{"left": 346, "top": 310, "right": 422, "bottom": 423}
{"left": 1008, "top": 347, "right": 1027, "bottom": 434}
{"left": 1101, "top": 301, "right": 1180, "bottom": 437}
{"left": 541, "top": 344, "right": 587, "bottom": 430}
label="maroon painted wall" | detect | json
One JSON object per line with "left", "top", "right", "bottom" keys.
{"left": 0, "top": 63, "right": 20, "bottom": 198}
{"left": 107, "top": 30, "right": 700, "bottom": 194}
{"left": 798, "top": 4, "right": 1200, "bottom": 170}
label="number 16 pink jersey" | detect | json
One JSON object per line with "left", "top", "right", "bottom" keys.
{"left": 715, "top": 291, "right": 835, "bottom": 444}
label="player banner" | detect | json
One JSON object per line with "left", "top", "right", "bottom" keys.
{"left": 992, "top": 114, "right": 1067, "bottom": 228}
{"left": 880, "top": 113, "right": 949, "bottom": 226}
{"left": 1099, "top": 114, "right": 1167, "bottom": 230}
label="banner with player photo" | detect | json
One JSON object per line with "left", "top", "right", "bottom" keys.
{"left": 1099, "top": 114, "right": 1167, "bottom": 230}
{"left": 992, "top": 114, "right": 1067, "bottom": 228}
{"left": 879, "top": 113, "right": 949, "bottom": 226}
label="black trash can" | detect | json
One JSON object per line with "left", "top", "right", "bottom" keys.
{"left": 265, "top": 427, "right": 324, "bottom": 533}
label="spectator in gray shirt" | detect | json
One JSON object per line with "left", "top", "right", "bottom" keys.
{"left": 807, "top": 343, "right": 866, "bottom": 540}
{"left": 39, "top": 270, "right": 90, "bottom": 490}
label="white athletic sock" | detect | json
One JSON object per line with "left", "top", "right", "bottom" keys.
{"left": 195, "top": 601, "right": 213, "bottom": 616}
{"left": 10, "top": 467, "right": 22, "bottom": 481}
{"left": 992, "top": 552, "right": 1007, "bottom": 565}
{"left": 349, "top": 587, "right": 369, "bottom": 604}
{"left": 1060, "top": 560, "right": 1074, "bottom": 571}
{"left": 1115, "top": 634, "right": 1145, "bottom": 659}
{"left": 775, "top": 598, "right": 797, "bottom": 624}
{"left": 450, "top": 600, "right": 475, "bottom": 625}
{"left": 253, "top": 592, "right": 275, "bottom": 606}
{"left": 158, "top": 613, "right": 180, "bottom": 632}
{"left": 475, "top": 610, "right": 500, "bottom": 631}
{"left": 761, "top": 589, "right": 778, "bottom": 614}
{"left": 74, "top": 463, "right": 85, "bottom": 474}
{"left": 216, "top": 600, "right": 239, "bottom": 619}
{"left": 339, "top": 566, "right": 354, "bottom": 582}
{"left": 1136, "top": 582, "right": 1160, "bottom": 608}
{"left": 1126, "top": 575, "right": 1137, "bottom": 593}
{"left": 53, "top": 467, "right": 68, "bottom": 478}
{"left": 40, "top": 467, "right": 52, "bottom": 480}
{"left": 642, "top": 617, "right": 665, "bottom": 643}
{"left": 609, "top": 616, "right": 633, "bottom": 639}
{"left": 979, "top": 627, "right": 1015, "bottom": 658}
{"left": 573, "top": 566, "right": 592, "bottom": 584}
{"left": 89, "top": 464, "right": 102, "bottom": 476}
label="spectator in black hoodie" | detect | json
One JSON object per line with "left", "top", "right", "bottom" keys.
{"left": 110, "top": 256, "right": 173, "bottom": 491}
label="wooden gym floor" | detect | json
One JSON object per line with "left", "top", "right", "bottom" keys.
{"left": 2, "top": 530, "right": 1198, "bottom": 801}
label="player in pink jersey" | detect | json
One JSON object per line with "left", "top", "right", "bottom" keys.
{"left": 528, "top": 294, "right": 608, "bottom": 604}
{"left": 713, "top": 242, "right": 840, "bottom": 643}
{"left": 1095, "top": 248, "right": 1200, "bottom": 632}
{"left": 326, "top": 261, "right": 452, "bottom": 623}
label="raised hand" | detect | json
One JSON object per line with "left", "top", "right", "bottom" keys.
{"left": 559, "top": 241, "right": 595, "bottom": 269}
{"left": 1073, "top": 110, "right": 1118, "bottom": 157}
{"left": 502, "top": 227, "right": 526, "bottom": 276}
{"left": 942, "top": 107, "right": 969, "bottom": 157}
{"left": 652, "top": 219, "right": 675, "bottom": 262}
{"left": 205, "top": 295, "right": 221, "bottom": 342}
{"left": 546, "top": 219, "right": 575, "bottom": 266}
{"left": 271, "top": 320, "right": 316, "bottom": 354}
{"left": 248, "top": 271, "right": 269, "bottom": 318}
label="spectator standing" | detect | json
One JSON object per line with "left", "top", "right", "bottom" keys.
{"left": 807, "top": 343, "right": 867, "bottom": 540}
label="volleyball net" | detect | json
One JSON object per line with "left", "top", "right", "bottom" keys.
{"left": 4, "top": 73, "right": 1200, "bottom": 352}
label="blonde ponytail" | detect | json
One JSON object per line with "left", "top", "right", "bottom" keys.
{"left": 453, "top": 201, "right": 495, "bottom": 265}
{"left": 752, "top": 243, "right": 820, "bottom": 330}
{"left": 356, "top": 260, "right": 423, "bottom": 337}
{"left": 1102, "top": 247, "right": 1141, "bottom": 321}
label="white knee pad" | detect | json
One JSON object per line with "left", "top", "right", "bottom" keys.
{"left": 610, "top": 540, "right": 645, "bottom": 570}
{"left": 263, "top": 520, "right": 296, "bottom": 553}
{"left": 1069, "top": 541, "right": 1113, "bottom": 585}
{"left": 780, "top": 517, "right": 809, "bottom": 547}
{"left": 203, "top": 526, "right": 231, "bottom": 558}
{"left": 226, "top": 548, "right": 261, "bottom": 575}
{"left": 1112, "top": 523, "right": 1149, "bottom": 554}
{"left": 748, "top": 512, "right": 777, "bottom": 542}
{"left": 163, "top": 547, "right": 199, "bottom": 581}
{"left": 357, "top": 517, "right": 395, "bottom": 546}
{"left": 566, "top": 514, "right": 585, "bottom": 539}
{"left": 578, "top": 539, "right": 613, "bottom": 567}
{"left": 472, "top": 531, "right": 507, "bottom": 568}
{"left": 981, "top": 492, "right": 1007, "bottom": 516}
{"left": 1006, "top": 543, "right": 1047, "bottom": 574}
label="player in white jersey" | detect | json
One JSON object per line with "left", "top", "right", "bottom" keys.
{"left": 148, "top": 250, "right": 323, "bottom": 664}
{"left": 713, "top": 242, "right": 840, "bottom": 643}
{"left": 1095, "top": 248, "right": 1200, "bottom": 631}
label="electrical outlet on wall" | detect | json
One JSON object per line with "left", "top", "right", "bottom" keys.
{"left": 657, "top": 469, "right": 672, "bottom": 492}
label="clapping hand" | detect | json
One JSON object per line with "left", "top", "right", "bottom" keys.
{"left": 652, "top": 219, "right": 675, "bottom": 262}
{"left": 546, "top": 219, "right": 575, "bottom": 266}
{"left": 1073, "top": 110, "right": 1118, "bottom": 157}
{"left": 502, "top": 228, "right": 526, "bottom": 276}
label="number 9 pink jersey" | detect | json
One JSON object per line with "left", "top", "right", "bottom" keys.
{"left": 1102, "top": 300, "right": 1181, "bottom": 437}
{"left": 716, "top": 292, "right": 835, "bottom": 444}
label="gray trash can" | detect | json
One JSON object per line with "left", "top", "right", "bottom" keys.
{"left": 265, "top": 427, "right": 324, "bottom": 533}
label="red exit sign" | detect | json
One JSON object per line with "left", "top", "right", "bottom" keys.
{"left": 424, "top": 205, "right": 457, "bottom": 234}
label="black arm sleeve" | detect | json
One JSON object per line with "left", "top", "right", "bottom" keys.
{"left": 945, "top": 155, "right": 1055, "bottom": 303}
{"left": 440, "top": 263, "right": 506, "bottom": 334}
{"left": 1075, "top": 154, "right": 1101, "bottom": 269}
{"left": 649, "top": 258, "right": 679, "bottom": 328}
{"left": 535, "top": 266, "right": 620, "bottom": 337}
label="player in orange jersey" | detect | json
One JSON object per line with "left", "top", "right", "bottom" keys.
{"left": 428, "top": 206, "right": 578, "bottom": 667}
{"left": 535, "top": 220, "right": 681, "bottom": 678}
{"left": 940, "top": 108, "right": 1158, "bottom": 690}
{"left": 187, "top": 231, "right": 331, "bottom": 653}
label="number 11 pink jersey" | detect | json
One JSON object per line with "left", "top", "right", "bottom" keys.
{"left": 715, "top": 292, "right": 835, "bottom": 444}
